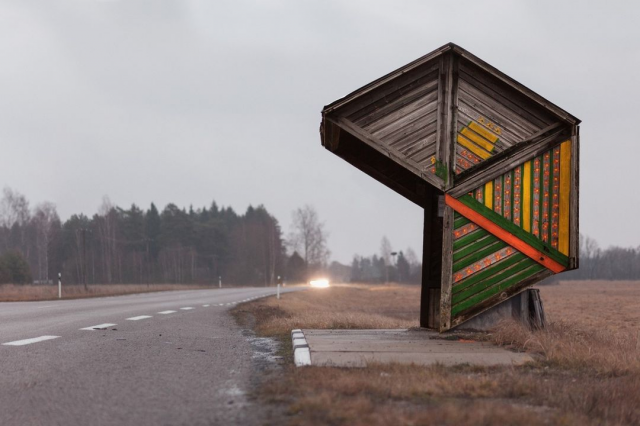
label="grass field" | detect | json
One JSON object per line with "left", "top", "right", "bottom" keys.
{"left": 234, "top": 281, "right": 640, "bottom": 426}
{"left": 0, "top": 283, "right": 214, "bottom": 302}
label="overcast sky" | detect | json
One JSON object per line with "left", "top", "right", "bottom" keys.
{"left": 0, "top": 0, "right": 638, "bottom": 263}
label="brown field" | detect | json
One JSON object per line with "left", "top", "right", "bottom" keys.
{"left": 540, "top": 280, "right": 640, "bottom": 332}
{"left": 0, "top": 283, "right": 213, "bottom": 302}
{"left": 234, "top": 281, "right": 640, "bottom": 426}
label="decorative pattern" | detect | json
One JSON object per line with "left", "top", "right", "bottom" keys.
{"left": 447, "top": 140, "right": 573, "bottom": 320}
{"left": 455, "top": 121, "right": 500, "bottom": 173}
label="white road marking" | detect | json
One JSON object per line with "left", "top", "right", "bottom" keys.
{"left": 219, "top": 303, "right": 224, "bottom": 306}
{"left": 158, "top": 310, "right": 176, "bottom": 314}
{"left": 3, "top": 335, "right": 60, "bottom": 346}
{"left": 202, "top": 304, "right": 210, "bottom": 307}
{"left": 126, "top": 315, "right": 152, "bottom": 321}
{"left": 80, "top": 323, "right": 117, "bottom": 331}
{"left": 180, "top": 307, "right": 194, "bottom": 310}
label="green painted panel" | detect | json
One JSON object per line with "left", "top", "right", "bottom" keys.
{"left": 452, "top": 239, "right": 507, "bottom": 272}
{"left": 454, "top": 214, "right": 470, "bottom": 229}
{"left": 452, "top": 262, "right": 545, "bottom": 316}
{"left": 453, "top": 228, "right": 489, "bottom": 251}
{"left": 453, "top": 252, "right": 526, "bottom": 294}
{"left": 453, "top": 235, "right": 498, "bottom": 262}
{"left": 457, "top": 195, "right": 569, "bottom": 266}
{"left": 453, "top": 256, "right": 536, "bottom": 304}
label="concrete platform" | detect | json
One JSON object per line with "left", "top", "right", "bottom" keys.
{"left": 299, "top": 329, "right": 534, "bottom": 367}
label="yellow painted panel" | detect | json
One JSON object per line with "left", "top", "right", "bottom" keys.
{"left": 457, "top": 134, "right": 491, "bottom": 160}
{"left": 461, "top": 127, "right": 496, "bottom": 152}
{"left": 468, "top": 122, "right": 499, "bottom": 143}
{"left": 558, "top": 140, "right": 571, "bottom": 255}
{"left": 484, "top": 181, "right": 493, "bottom": 210}
{"left": 523, "top": 161, "right": 531, "bottom": 232}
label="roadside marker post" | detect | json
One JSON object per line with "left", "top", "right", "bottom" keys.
{"left": 277, "top": 284, "right": 280, "bottom": 300}
{"left": 218, "top": 276, "right": 222, "bottom": 288}
{"left": 58, "top": 272, "right": 61, "bottom": 299}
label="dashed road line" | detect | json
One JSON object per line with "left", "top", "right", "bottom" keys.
{"left": 180, "top": 307, "right": 195, "bottom": 310}
{"left": 219, "top": 303, "right": 224, "bottom": 306}
{"left": 157, "top": 310, "right": 176, "bottom": 314}
{"left": 127, "top": 315, "right": 152, "bottom": 321}
{"left": 202, "top": 304, "right": 210, "bottom": 307}
{"left": 80, "top": 323, "right": 117, "bottom": 331}
{"left": 3, "top": 336, "right": 60, "bottom": 346}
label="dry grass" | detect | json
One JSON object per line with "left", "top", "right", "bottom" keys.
{"left": 241, "top": 283, "right": 421, "bottom": 337}
{"left": 540, "top": 280, "right": 640, "bottom": 332}
{"left": 0, "top": 283, "right": 212, "bottom": 301}
{"left": 236, "top": 281, "right": 640, "bottom": 426}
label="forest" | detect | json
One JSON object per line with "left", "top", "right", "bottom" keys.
{"left": 0, "top": 188, "right": 293, "bottom": 286}
{"left": 1, "top": 186, "right": 637, "bottom": 287}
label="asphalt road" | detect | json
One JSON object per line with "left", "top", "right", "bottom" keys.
{"left": 0, "top": 287, "right": 297, "bottom": 426}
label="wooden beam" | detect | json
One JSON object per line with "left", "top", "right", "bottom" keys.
{"left": 327, "top": 116, "right": 445, "bottom": 191}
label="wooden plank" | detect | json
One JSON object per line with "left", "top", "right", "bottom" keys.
{"left": 458, "top": 63, "right": 553, "bottom": 129}
{"left": 420, "top": 192, "right": 435, "bottom": 328}
{"left": 453, "top": 253, "right": 527, "bottom": 293}
{"left": 453, "top": 257, "right": 537, "bottom": 304}
{"left": 522, "top": 161, "right": 532, "bottom": 232}
{"left": 451, "top": 262, "right": 545, "bottom": 316}
{"left": 569, "top": 127, "right": 580, "bottom": 268}
{"left": 558, "top": 140, "right": 571, "bottom": 255}
{"left": 484, "top": 181, "right": 493, "bottom": 210}
{"left": 448, "top": 127, "right": 568, "bottom": 197}
{"left": 454, "top": 214, "right": 470, "bottom": 229}
{"left": 457, "top": 80, "right": 540, "bottom": 137}
{"left": 453, "top": 228, "right": 489, "bottom": 250}
{"left": 439, "top": 204, "right": 454, "bottom": 331}
{"left": 437, "top": 52, "right": 454, "bottom": 189}
{"left": 324, "top": 46, "right": 449, "bottom": 115}
{"left": 355, "top": 76, "right": 439, "bottom": 127}
{"left": 457, "top": 134, "right": 492, "bottom": 159}
{"left": 451, "top": 268, "right": 553, "bottom": 327}
{"left": 446, "top": 195, "right": 568, "bottom": 271}
{"left": 453, "top": 234, "right": 499, "bottom": 261}
{"left": 370, "top": 98, "right": 439, "bottom": 138}
{"left": 453, "top": 239, "right": 506, "bottom": 272}
{"left": 457, "top": 191, "right": 568, "bottom": 266}
{"left": 454, "top": 50, "right": 579, "bottom": 125}
{"left": 328, "top": 116, "right": 445, "bottom": 190}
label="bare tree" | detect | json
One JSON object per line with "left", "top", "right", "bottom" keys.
{"left": 380, "top": 236, "right": 392, "bottom": 283}
{"left": 32, "top": 202, "right": 59, "bottom": 283}
{"left": 97, "top": 196, "right": 118, "bottom": 285}
{"left": 288, "top": 205, "right": 330, "bottom": 275}
{"left": 0, "top": 187, "right": 31, "bottom": 254}
{"left": 0, "top": 187, "right": 30, "bottom": 228}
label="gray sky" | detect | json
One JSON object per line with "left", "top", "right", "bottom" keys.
{"left": 0, "top": 0, "right": 638, "bottom": 263}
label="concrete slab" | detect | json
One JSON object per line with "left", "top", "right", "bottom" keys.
{"left": 301, "top": 329, "right": 534, "bottom": 367}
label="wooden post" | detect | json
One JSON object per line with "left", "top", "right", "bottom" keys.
{"left": 420, "top": 187, "right": 443, "bottom": 329}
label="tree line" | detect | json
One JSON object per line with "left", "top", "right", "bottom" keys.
{"left": 546, "top": 234, "right": 640, "bottom": 281}
{"left": 0, "top": 188, "right": 292, "bottom": 286}
{"left": 349, "top": 236, "right": 422, "bottom": 284}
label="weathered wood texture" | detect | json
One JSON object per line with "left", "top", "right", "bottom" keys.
{"left": 320, "top": 43, "right": 580, "bottom": 331}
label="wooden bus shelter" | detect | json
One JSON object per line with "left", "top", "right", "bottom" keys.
{"left": 320, "top": 43, "right": 580, "bottom": 331}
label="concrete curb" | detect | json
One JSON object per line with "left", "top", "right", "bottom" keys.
{"left": 291, "top": 329, "right": 311, "bottom": 367}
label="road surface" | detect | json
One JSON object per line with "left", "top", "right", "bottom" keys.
{"left": 0, "top": 287, "right": 296, "bottom": 426}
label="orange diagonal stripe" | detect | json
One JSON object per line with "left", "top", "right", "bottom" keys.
{"left": 445, "top": 194, "right": 566, "bottom": 274}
